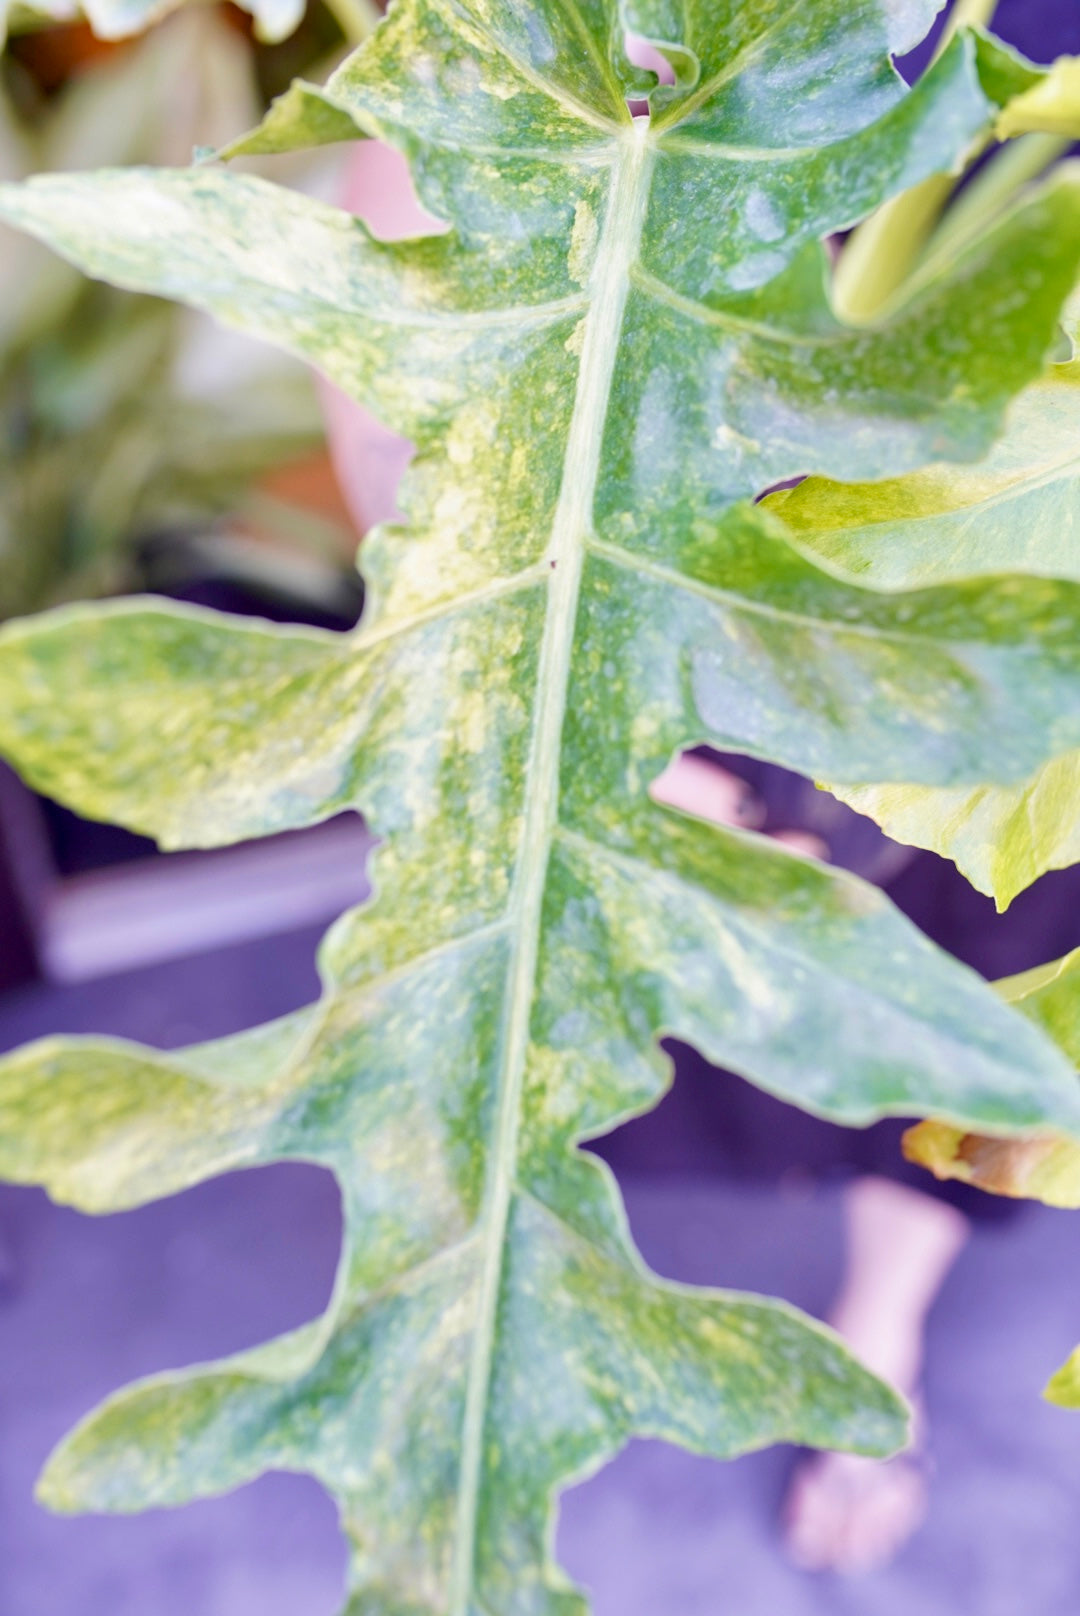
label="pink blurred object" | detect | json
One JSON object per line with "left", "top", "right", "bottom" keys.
{"left": 318, "top": 381, "right": 412, "bottom": 536}
{"left": 338, "top": 137, "right": 445, "bottom": 240}
{"left": 623, "top": 33, "right": 676, "bottom": 84}
{"left": 320, "top": 139, "right": 444, "bottom": 535}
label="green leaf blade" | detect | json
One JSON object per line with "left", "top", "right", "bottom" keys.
{"left": 644, "top": 33, "right": 992, "bottom": 296}
{"left": 575, "top": 507, "right": 1080, "bottom": 792}
{"left": 540, "top": 808, "right": 1080, "bottom": 1137}
{"left": 215, "top": 80, "right": 369, "bottom": 160}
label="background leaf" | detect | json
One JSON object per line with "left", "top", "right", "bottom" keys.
{"left": 997, "top": 53, "right": 1080, "bottom": 140}
{"left": 769, "top": 361, "right": 1080, "bottom": 590}
{"left": 0, "top": 14, "right": 333, "bottom": 621}
{"left": 905, "top": 949, "right": 1080, "bottom": 1206}
{"left": 7, "top": 0, "right": 304, "bottom": 45}
{"left": 770, "top": 361, "right": 1080, "bottom": 909}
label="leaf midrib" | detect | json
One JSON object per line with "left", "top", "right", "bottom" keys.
{"left": 446, "top": 117, "right": 655, "bottom": 1615}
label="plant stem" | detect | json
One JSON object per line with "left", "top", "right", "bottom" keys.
{"left": 832, "top": 0, "right": 999, "bottom": 323}
{"left": 831, "top": 170, "right": 959, "bottom": 322}
{"left": 915, "top": 131, "right": 1070, "bottom": 276}
{"left": 933, "top": 0, "right": 1001, "bottom": 46}
{"left": 321, "top": 0, "right": 380, "bottom": 47}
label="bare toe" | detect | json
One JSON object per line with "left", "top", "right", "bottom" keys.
{"left": 784, "top": 1451, "right": 927, "bottom": 1575}
{"left": 783, "top": 1454, "right": 853, "bottom": 1570}
{"left": 834, "top": 1458, "right": 926, "bottom": 1573}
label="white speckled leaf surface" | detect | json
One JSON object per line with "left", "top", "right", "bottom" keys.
{"left": 2, "top": 4, "right": 1080, "bottom": 1610}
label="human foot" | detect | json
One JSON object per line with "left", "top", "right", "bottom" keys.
{"left": 783, "top": 1428, "right": 927, "bottom": 1574}
{"left": 782, "top": 1178, "right": 968, "bottom": 1574}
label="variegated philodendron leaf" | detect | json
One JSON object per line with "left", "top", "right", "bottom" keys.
{"left": 770, "top": 361, "right": 1080, "bottom": 910}
{"left": 5, "top": 3, "right": 1080, "bottom": 1609}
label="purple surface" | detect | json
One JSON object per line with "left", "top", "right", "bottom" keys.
{"left": 3, "top": 1146, "right": 1080, "bottom": 1614}
{"left": 560, "top": 1183, "right": 1080, "bottom": 1616}
{"left": 1, "top": 929, "right": 1079, "bottom": 1614}
{"left": 0, "top": 1169, "right": 347, "bottom": 1616}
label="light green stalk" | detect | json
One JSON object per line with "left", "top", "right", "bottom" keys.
{"left": 915, "top": 131, "right": 1070, "bottom": 278}
{"left": 319, "top": 0, "right": 379, "bottom": 46}
{"left": 833, "top": 0, "right": 999, "bottom": 322}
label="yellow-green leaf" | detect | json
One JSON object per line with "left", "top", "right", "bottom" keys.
{"left": 770, "top": 361, "right": 1080, "bottom": 590}
{"left": 772, "top": 362, "right": 1080, "bottom": 909}
{"left": 1045, "top": 1346, "right": 1080, "bottom": 1409}
{"left": 830, "top": 757, "right": 1080, "bottom": 913}
{"left": 997, "top": 54, "right": 1080, "bottom": 140}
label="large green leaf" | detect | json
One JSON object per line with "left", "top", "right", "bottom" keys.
{"left": 4, "top": 4, "right": 1080, "bottom": 1609}
{"left": 770, "top": 362, "right": 1080, "bottom": 909}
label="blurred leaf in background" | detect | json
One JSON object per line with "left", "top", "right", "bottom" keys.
{"left": 2, "top": 0, "right": 304, "bottom": 50}
{"left": 0, "top": 8, "right": 363, "bottom": 624}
